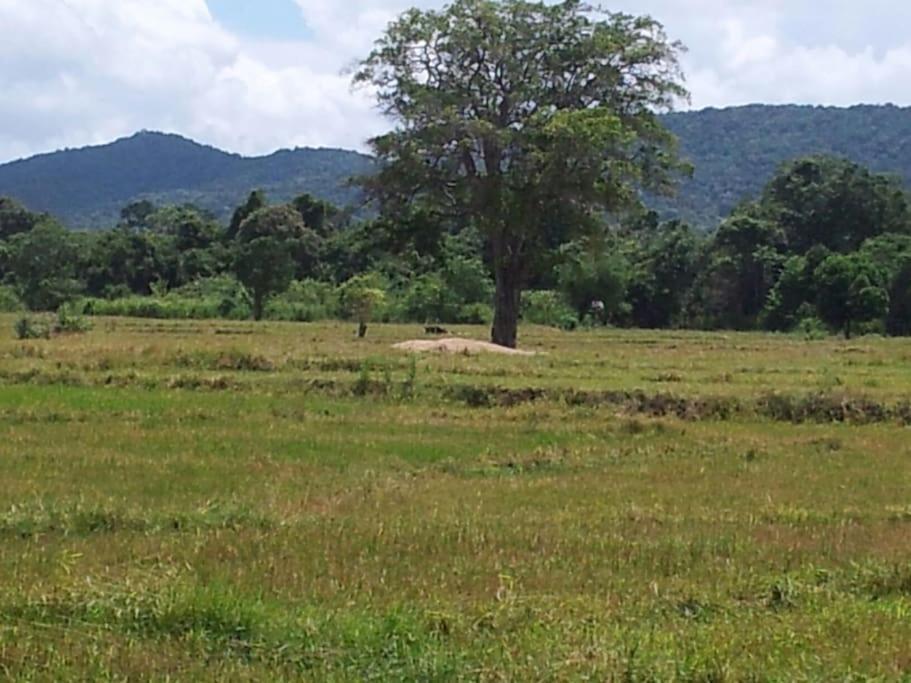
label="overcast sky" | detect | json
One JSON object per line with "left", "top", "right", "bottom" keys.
{"left": 1, "top": 0, "right": 910, "bottom": 163}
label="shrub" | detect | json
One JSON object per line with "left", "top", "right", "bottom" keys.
{"left": 339, "top": 275, "right": 387, "bottom": 338}
{"left": 55, "top": 303, "right": 93, "bottom": 334}
{"left": 797, "top": 316, "right": 829, "bottom": 340}
{"left": 266, "top": 279, "right": 339, "bottom": 322}
{"left": 398, "top": 272, "right": 458, "bottom": 323}
{"left": 456, "top": 303, "right": 493, "bottom": 325}
{"left": 0, "top": 285, "right": 24, "bottom": 312}
{"left": 521, "top": 290, "right": 577, "bottom": 330}
{"left": 14, "top": 315, "right": 52, "bottom": 340}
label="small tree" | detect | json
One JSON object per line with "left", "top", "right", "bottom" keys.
{"left": 814, "top": 253, "right": 889, "bottom": 338}
{"left": 231, "top": 205, "right": 322, "bottom": 320}
{"left": 339, "top": 275, "right": 386, "bottom": 338}
{"left": 234, "top": 237, "right": 295, "bottom": 321}
{"left": 5, "top": 220, "right": 83, "bottom": 310}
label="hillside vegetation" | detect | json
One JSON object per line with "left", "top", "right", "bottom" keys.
{"left": 0, "top": 132, "right": 373, "bottom": 228}
{"left": 0, "top": 105, "right": 909, "bottom": 229}
{"left": 662, "top": 104, "right": 911, "bottom": 225}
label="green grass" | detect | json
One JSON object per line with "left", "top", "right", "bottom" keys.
{"left": 1, "top": 315, "right": 910, "bottom": 680}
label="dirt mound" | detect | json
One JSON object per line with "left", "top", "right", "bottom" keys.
{"left": 393, "top": 338, "right": 535, "bottom": 356}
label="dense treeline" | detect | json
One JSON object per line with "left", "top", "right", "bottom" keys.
{"left": 1, "top": 153, "right": 910, "bottom": 338}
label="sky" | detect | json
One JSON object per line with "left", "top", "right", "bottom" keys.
{"left": 1, "top": 0, "right": 910, "bottom": 163}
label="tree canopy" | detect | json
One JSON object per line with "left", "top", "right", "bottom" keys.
{"left": 355, "top": 0, "right": 688, "bottom": 347}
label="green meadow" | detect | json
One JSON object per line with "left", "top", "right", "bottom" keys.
{"left": 1, "top": 315, "right": 910, "bottom": 681}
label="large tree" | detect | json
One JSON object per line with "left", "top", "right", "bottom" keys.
{"left": 355, "top": 0, "right": 688, "bottom": 347}
{"left": 758, "top": 156, "right": 911, "bottom": 254}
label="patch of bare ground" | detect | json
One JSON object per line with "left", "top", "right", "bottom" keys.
{"left": 393, "top": 337, "right": 536, "bottom": 356}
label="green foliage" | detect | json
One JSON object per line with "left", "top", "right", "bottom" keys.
{"left": 83, "top": 227, "right": 174, "bottom": 297}
{"left": 3, "top": 106, "right": 911, "bottom": 231}
{"left": 3, "top": 125, "right": 911, "bottom": 337}
{"left": 797, "top": 316, "right": 830, "bottom": 341}
{"left": 339, "top": 274, "right": 387, "bottom": 338}
{"left": 119, "top": 199, "right": 157, "bottom": 230}
{"left": 395, "top": 270, "right": 493, "bottom": 325}
{"left": 55, "top": 303, "right": 93, "bottom": 334}
{"left": 885, "top": 256, "right": 911, "bottom": 336}
{"left": 13, "top": 315, "right": 51, "bottom": 340}
{"left": 0, "top": 285, "right": 23, "bottom": 312}
{"left": 227, "top": 190, "right": 267, "bottom": 240}
{"left": 625, "top": 218, "right": 702, "bottom": 328}
{"left": 4, "top": 220, "right": 83, "bottom": 310}
{"left": 265, "top": 279, "right": 338, "bottom": 322}
{"left": 236, "top": 205, "right": 323, "bottom": 280}
{"left": 687, "top": 214, "right": 785, "bottom": 329}
{"left": 557, "top": 240, "right": 631, "bottom": 324}
{"left": 291, "top": 192, "right": 340, "bottom": 236}
{"left": 761, "top": 256, "right": 814, "bottom": 331}
{"left": 82, "top": 276, "right": 251, "bottom": 320}
{"left": 0, "top": 133, "right": 372, "bottom": 228}
{"left": 521, "top": 290, "right": 577, "bottom": 330}
{"left": 814, "top": 253, "right": 890, "bottom": 338}
{"left": 758, "top": 155, "right": 910, "bottom": 254}
{"left": 658, "top": 104, "right": 911, "bottom": 227}
{"left": 0, "top": 197, "right": 43, "bottom": 240}
{"left": 82, "top": 296, "right": 222, "bottom": 320}
{"left": 356, "top": 0, "right": 687, "bottom": 346}
{"left": 233, "top": 238, "right": 296, "bottom": 321}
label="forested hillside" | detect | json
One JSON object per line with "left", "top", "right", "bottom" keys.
{"left": 662, "top": 104, "right": 911, "bottom": 225}
{"left": 0, "top": 104, "right": 909, "bottom": 229}
{"left": 0, "top": 132, "right": 373, "bottom": 228}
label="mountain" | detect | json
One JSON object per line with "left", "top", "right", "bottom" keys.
{"left": 1, "top": 104, "right": 910, "bottom": 228}
{"left": 0, "top": 131, "right": 374, "bottom": 228}
{"left": 661, "top": 104, "right": 911, "bottom": 226}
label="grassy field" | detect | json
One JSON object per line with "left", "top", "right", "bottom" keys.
{"left": 1, "top": 314, "right": 910, "bottom": 681}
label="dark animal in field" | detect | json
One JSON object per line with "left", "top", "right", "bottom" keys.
{"left": 425, "top": 325, "right": 449, "bottom": 335}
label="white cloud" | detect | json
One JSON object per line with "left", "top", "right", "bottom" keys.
{"left": 0, "top": 0, "right": 910, "bottom": 163}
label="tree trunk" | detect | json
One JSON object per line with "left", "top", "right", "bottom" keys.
{"left": 358, "top": 321, "right": 368, "bottom": 338}
{"left": 252, "top": 292, "right": 264, "bottom": 321}
{"left": 491, "top": 261, "right": 521, "bottom": 348}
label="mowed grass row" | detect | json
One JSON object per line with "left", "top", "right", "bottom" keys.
{"left": 0, "top": 316, "right": 910, "bottom": 680}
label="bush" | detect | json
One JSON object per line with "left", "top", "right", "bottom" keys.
{"left": 339, "top": 274, "right": 387, "bottom": 338}
{"left": 0, "top": 285, "right": 24, "bottom": 312}
{"left": 521, "top": 290, "right": 578, "bottom": 330}
{"left": 82, "top": 296, "right": 219, "bottom": 320}
{"left": 266, "top": 279, "right": 339, "bottom": 322}
{"left": 797, "top": 317, "right": 829, "bottom": 341}
{"left": 455, "top": 302, "right": 493, "bottom": 325}
{"left": 55, "top": 303, "right": 93, "bottom": 334}
{"left": 14, "top": 315, "right": 52, "bottom": 340}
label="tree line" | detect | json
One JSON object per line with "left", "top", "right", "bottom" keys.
{"left": 0, "top": 152, "right": 909, "bottom": 339}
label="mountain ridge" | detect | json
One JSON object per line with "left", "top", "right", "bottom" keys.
{"left": 2, "top": 104, "right": 910, "bottom": 228}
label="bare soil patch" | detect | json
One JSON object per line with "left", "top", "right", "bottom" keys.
{"left": 393, "top": 338, "right": 536, "bottom": 356}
